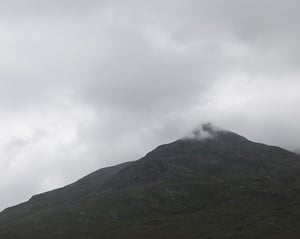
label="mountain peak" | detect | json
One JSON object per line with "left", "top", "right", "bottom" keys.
{"left": 1, "top": 126, "right": 300, "bottom": 238}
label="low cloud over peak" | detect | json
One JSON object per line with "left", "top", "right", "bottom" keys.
{"left": 182, "top": 123, "right": 224, "bottom": 141}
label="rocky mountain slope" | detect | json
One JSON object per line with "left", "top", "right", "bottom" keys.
{"left": 0, "top": 124, "right": 300, "bottom": 239}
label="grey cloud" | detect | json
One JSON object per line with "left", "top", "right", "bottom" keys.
{"left": 0, "top": 0, "right": 300, "bottom": 210}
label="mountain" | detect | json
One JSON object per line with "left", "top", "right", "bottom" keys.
{"left": 1, "top": 124, "right": 300, "bottom": 239}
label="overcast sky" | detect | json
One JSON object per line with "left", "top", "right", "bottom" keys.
{"left": 1, "top": 0, "right": 300, "bottom": 210}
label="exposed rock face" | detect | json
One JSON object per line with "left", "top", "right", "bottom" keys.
{"left": 1, "top": 125, "right": 300, "bottom": 239}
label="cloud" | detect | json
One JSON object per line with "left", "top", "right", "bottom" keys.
{"left": 0, "top": 0, "right": 300, "bottom": 210}
{"left": 182, "top": 123, "right": 223, "bottom": 141}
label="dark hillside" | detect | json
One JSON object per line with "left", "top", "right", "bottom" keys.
{"left": 1, "top": 125, "right": 300, "bottom": 238}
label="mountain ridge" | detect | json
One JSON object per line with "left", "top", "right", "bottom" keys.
{"left": 1, "top": 125, "right": 300, "bottom": 238}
